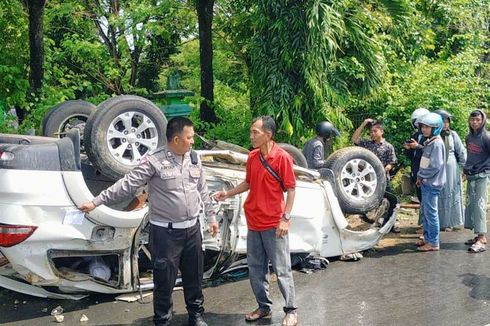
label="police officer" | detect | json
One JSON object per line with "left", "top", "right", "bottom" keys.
{"left": 303, "top": 121, "right": 340, "bottom": 177}
{"left": 80, "top": 116, "right": 218, "bottom": 326}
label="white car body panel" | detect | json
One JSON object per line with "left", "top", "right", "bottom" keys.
{"left": 62, "top": 170, "right": 149, "bottom": 228}
{"left": 0, "top": 274, "right": 87, "bottom": 300}
{"left": 0, "top": 170, "right": 73, "bottom": 206}
{"left": 0, "top": 136, "right": 396, "bottom": 298}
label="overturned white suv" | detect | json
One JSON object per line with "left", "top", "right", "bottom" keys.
{"left": 0, "top": 130, "right": 397, "bottom": 299}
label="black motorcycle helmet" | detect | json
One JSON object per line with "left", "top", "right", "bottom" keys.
{"left": 434, "top": 109, "right": 453, "bottom": 122}
{"left": 316, "top": 121, "right": 340, "bottom": 138}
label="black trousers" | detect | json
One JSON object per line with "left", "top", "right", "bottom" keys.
{"left": 149, "top": 222, "right": 204, "bottom": 325}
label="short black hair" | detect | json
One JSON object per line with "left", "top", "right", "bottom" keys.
{"left": 166, "top": 117, "right": 193, "bottom": 141}
{"left": 253, "top": 115, "right": 276, "bottom": 137}
{"left": 369, "top": 120, "right": 384, "bottom": 131}
{"left": 470, "top": 110, "right": 484, "bottom": 119}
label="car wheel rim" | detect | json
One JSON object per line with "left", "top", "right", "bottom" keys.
{"left": 340, "top": 158, "right": 377, "bottom": 200}
{"left": 106, "top": 111, "right": 159, "bottom": 166}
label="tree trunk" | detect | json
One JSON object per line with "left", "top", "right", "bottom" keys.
{"left": 85, "top": 0, "right": 124, "bottom": 94}
{"left": 197, "top": 0, "right": 218, "bottom": 123}
{"left": 27, "top": 0, "right": 46, "bottom": 92}
{"left": 21, "top": 0, "right": 46, "bottom": 122}
{"left": 129, "top": 46, "right": 141, "bottom": 88}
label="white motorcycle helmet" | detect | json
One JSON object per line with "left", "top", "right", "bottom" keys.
{"left": 418, "top": 112, "right": 444, "bottom": 137}
{"left": 411, "top": 108, "right": 430, "bottom": 128}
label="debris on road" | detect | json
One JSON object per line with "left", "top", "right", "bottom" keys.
{"left": 54, "top": 315, "right": 64, "bottom": 323}
{"left": 51, "top": 305, "right": 64, "bottom": 316}
{"left": 115, "top": 291, "right": 153, "bottom": 303}
{"left": 340, "top": 252, "right": 363, "bottom": 261}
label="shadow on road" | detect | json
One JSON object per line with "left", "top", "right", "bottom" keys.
{"left": 102, "top": 312, "right": 247, "bottom": 326}
{"left": 0, "top": 291, "right": 116, "bottom": 324}
{"left": 459, "top": 273, "right": 490, "bottom": 301}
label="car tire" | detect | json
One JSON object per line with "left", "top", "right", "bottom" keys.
{"left": 84, "top": 95, "right": 167, "bottom": 181}
{"left": 278, "top": 143, "right": 308, "bottom": 168}
{"left": 325, "top": 146, "right": 386, "bottom": 214}
{"left": 42, "top": 100, "right": 96, "bottom": 145}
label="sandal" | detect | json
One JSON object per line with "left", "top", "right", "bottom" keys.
{"left": 245, "top": 308, "right": 272, "bottom": 322}
{"left": 468, "top": 241, "right": 486, "bottom": 253}
{"left": 415, "top": 239, "right": 425, "bottom": 247}
{"left": 417, "top": 244, "right": 439, "bottom": 252}
{"left": 465, "top": 237, "right": 487, "bottom": 245}
{"left": 282, "top": 311, "right": 298, "bottom": 326}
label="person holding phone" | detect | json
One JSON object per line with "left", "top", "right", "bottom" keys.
{"left": 403, "top": 108, "right": 430, "bottom": 228}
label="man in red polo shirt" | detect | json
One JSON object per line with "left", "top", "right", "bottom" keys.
{"left": 213, "top": 116, "right": 297, "bottom": 326}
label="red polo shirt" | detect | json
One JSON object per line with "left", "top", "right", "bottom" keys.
{"left": 244, "top": 143, "right": 296, "bottom": 231}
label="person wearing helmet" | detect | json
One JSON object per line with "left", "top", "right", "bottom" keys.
{"left": 415, "top": 112, "right": 446, "bottom": 251}
{"left": 463, "top": 109, "right": 490, "bottom": 253}
{"left": 405, "top": 108, "right": 430, "bottom": 157}
{"left": 410, "top": 107, "right": 431, "bottom": 129}
{"left": 303, "top": 121, "right": 340, "bottom": 177}
{"left": 433, "top": 109, "right": 466, "bottom": 232}
{"left": 403, "top": 108, "right": 430, "bottom": 227}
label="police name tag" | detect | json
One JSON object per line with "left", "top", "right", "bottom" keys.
{"left": 190, "top": 167, "right": 201, "bottom": 178}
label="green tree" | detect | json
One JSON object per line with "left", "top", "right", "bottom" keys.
{"left": 0, "top": 1, "right": 30, "bottom": 132}
{"left": 0, "top": 1, "right": 29, "bottom": 110}
{"left": 216, "top": 0, "right": 409, "bottom": 144}
{"left": 44, "top": 0, "right": 194, "bottom": 95}
{"left": 164, "top": 37, "right": 252, "bottom": 146}
{"left": 196, "top": 0, "right": 218, "bottom": 124}
{"left": 349, "top": 0, "right": 490, "bottom": 164}
{"left": 25, "top": 0, "right": 47, "bottom": 96}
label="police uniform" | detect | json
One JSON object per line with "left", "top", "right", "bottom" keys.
{"left": 92, "top": 145, "right": 216, "bottom": 325}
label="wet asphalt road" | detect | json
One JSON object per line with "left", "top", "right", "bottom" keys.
{"left": 1, "top": 229, "right": 490, "bottom": 326}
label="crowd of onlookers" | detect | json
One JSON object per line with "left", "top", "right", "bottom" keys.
{"left": 303, "top": 108, "right": 490, "bottom": 253}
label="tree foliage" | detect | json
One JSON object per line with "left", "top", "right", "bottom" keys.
{"left": 0, "top": 0, "right": 487, "bottom": 163}
{"left": 219, "top": 0, "right": 410, "bottom": 144}
{"left": 45, "top": 0, "right": 194, "bottom": 95}
{"left": 0, "top": 0, "right": 196, "bottom": 132}
{"left": 347, "top": 0, "right": 490, "bottom": 164}
{"left": 166, "top": 38, "right": 252, "bottom": 147}
{"left": 0, "top": 1, "right": 29, "bottom": 110}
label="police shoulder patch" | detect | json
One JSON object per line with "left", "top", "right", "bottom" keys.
{"left": 148, "top": 146, "right": 166, "bottom": 156}
{"left": 161, "top": 160, "right": 172, "bottom": 167}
